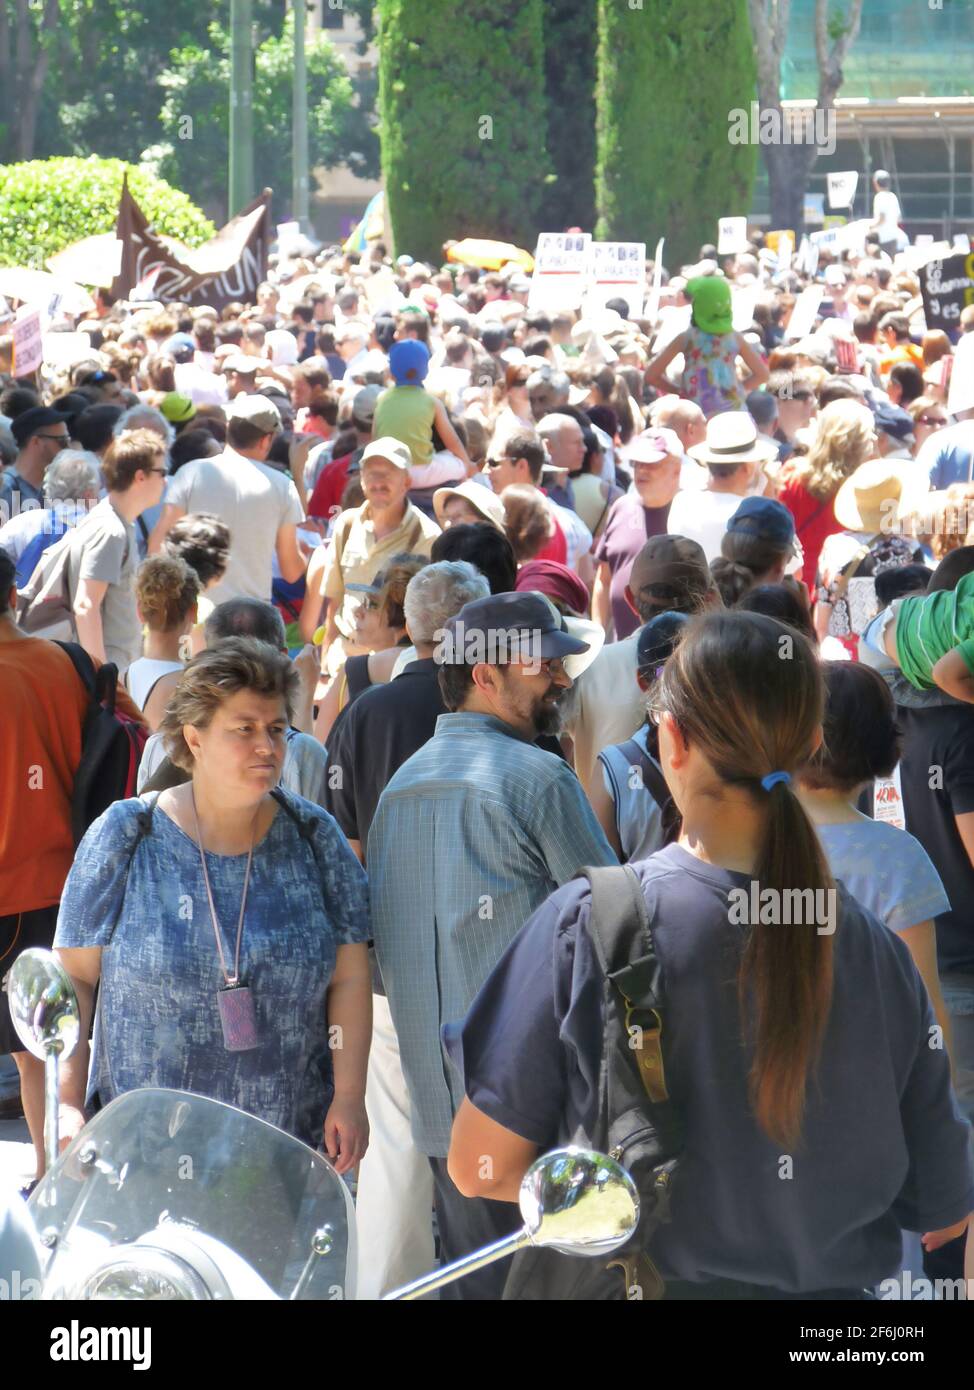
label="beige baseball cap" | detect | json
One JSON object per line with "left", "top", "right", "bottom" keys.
{"left": 360, "top": 436, "right": 413, "bottom": 471}
{"left": 226, "top": 394, "right": 282, "bottom": 434}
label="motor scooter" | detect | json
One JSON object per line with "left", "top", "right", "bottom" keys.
{"left": 9, "top": 948, "right": 638, "bottom": 1301}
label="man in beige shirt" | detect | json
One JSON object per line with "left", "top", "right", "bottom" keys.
{"left": 311, "top": 437, "right": 440, "bottom": 673}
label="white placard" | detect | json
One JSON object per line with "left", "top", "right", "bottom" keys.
{"left": 803, "top": 193, "right": 825, "bottom": 225}
{"left": 784, "top": 284, "right": 823, "bottom": 342}
{"left": 952, "top": 234, "right": 971, "bottom": 254}
{"left": 644, "top": 237, "right": 665, "bottom": 325}
{"left": 795, "top": 236, "right": 819, "bottom": 278}
{"left": 777, "top": 231, "right": 794, "bottom": 272}
{"left": 585, "top": 240, "right": 646, "bottom": 317}
{"left": 827, "top": 171, "right": 859, "bottom": 209}
{"left": 809, "top": 218, "right": 872, "bottom": 256}
{"left": 42, "top": 330, "right": 93, "bottom": 368}
{"left": 873, "top": 764, "right": 905, "bottom": 830}
{"left": 527, "top": 231, "right": 592, "bottom": 312}
{"left": 12, "top": 305, "right": 43, "bottom": 377}
{"left": 718, "top": 216, "right": 749, "bottom": 256}
{"left": 732, "top": 285, "right": 759, "bottom": 332}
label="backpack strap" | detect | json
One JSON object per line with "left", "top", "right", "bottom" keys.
{"left": 53, "top": 640, "right": 119, "bottom": 713}
{"left": 613, "top": 738, "right": 681, "bottom": 848}
{"left": 583, "top": 864, "right": 668, "bottom": 1104}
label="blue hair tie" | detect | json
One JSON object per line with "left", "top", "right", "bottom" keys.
{"left": 761, "top": 771, "right": 791, "bottom": 792}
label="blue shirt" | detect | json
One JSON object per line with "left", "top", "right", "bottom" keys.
{"left": 54, "top": 789, "right": 370, "bottom": 1146}
{"left": 917, "top": 419, "right": 974, "bottom": 490}
{"left": 446, "top": 845, "right": 974, "bottom": 1292}
{"left": 368, "top": 711, "right": 616, "bottom": 1155}
{"left": 816, "top": 818, "right": 950, "bottom": 935}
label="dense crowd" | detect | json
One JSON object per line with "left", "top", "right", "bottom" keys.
{"left": 1, "top": 171, "right": 973, "bottom": 1300}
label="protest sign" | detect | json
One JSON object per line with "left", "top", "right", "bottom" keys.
{"left": 717, "top": 217, "right": 749, "bottom": 256}
{"left": 42, "top": 331, "right": 93, "bottom": 369}
{"left": 810, "top": 219, "right": 871, "bottom": 256}
{"left": 732, "top": 285, "right": 759, "bottom": 332}
{"left": 795, "top": 236, "right": 819, "bottom": 278}
{"left": 584, "top": 240, "right": 646, "bottom": 317}
{"left": 784, "top": 284, "right": 823, "bottom": 343}
{"left": 803, "top": 193, "right": 825, "bottom": 225}
{"left": 12, "top": 306, "right": 43, "bottom": 377}
{"left": 919, "top": 250, "right": 974, "bottom": 332}
{"left": 527, "top": 232, "right": 591, "bottom": 312}
{"left": 827, "top": 171, "right": 859, "bottom": 209}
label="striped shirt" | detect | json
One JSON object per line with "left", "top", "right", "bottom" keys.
{"left": 368, "top": 711, "right": 616, "bottom": 1154}
{"left": 895, "top": 569, "right": 974, "bottom": 690}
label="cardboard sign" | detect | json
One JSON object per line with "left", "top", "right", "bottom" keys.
{"left": 795, "top": 236, "right": 819, "bottom": 278}
{"left": 12, "top": 306, "right": 43, "bottom": 377}
{"left": 873, "top": 765, "right": 905, "bottom": 831}
{"left": 827, "top": 171, "right": 859, "bottom": 209}
{"left": 777, "top": 231, "right": 795, "bottom": 272}
{"left": 717, "top": 217, "right": 749, "bottom": 256}
{"left": 834, "top": 336, "right": 860, "bottom": 374}
{"left": 42, "top": 330, "right": 94, "bottom": 369}
{"left": 585, "top": 240, "right": 646, "bottom": 317}
{"left": 527, "top": 232, "right": 591, "bottom": 312}
{"left": 810, "top": 218, "right": 871, "bottom": 256}
{"left": 919, "top": 251, "right": 974, "bottom": 332}
{"left": 784, "top": 284, "right": 823, "bottom": 343}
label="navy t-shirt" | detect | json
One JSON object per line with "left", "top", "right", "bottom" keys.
{"left": 444, "top": 844, "right": 973, "bottom": 1293}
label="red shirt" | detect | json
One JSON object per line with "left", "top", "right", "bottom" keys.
{"left": 309, "top": 451, "right": 354, "bottom": 522}
{"left": 777, "top": 468, "right": 843, "bottom": 587}
{"left": 535, "top": 513, "right": 568, "bottom": 566}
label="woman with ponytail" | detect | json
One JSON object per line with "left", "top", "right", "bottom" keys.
{"left": 445, "top": 609, "right": 973, "bottom": 1298}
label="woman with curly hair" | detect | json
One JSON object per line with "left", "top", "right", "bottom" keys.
{"left": 777, "top": 398, "right": 877, "bottom": 586}
{"left": 124, "top": 554, "right": 200, "bottom": 730}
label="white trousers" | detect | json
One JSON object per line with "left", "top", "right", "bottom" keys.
{"left": 355, "top": 992, "right": 436, "bottom": 1299}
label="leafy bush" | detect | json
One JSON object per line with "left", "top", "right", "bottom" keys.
{"left": 595, "top": 0, "right": 757, "bottom": 266}
{"left": 0, "top": 156, "right": 215, "bottom": 270}
{"left": 378, "top": 0, "right": 549, "bottom": 262}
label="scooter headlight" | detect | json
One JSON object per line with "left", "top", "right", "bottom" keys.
{"left": 78, "top": 1249, "right": 210, "bottom": 1301}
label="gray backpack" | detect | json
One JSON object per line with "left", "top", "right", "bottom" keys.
{"left": 16, "top": 526, "right": 77, "bottom": 640}
{"left": 502, "top": 864, "right": 684, "bottom": 1301}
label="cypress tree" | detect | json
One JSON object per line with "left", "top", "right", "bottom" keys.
{"left": 540, "top": 0, "right": 597, "bottom": 232}
{"left": 377, "top": 0, "right": 549, "bottom": 261}
{"left": 595, "top": 0, "right": 756, "bottom": 266}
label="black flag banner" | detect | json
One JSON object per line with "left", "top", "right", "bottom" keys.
{"left": 111, "top": 177, "right": 272, "bottom": 309}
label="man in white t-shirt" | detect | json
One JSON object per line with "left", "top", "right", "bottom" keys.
{"left": 666, "top": 411, "right": 778, "bottom": 562}
{"left": 871, "top": 170, "right": 902, "bottom": 261}
{"left": 148, "top": 396, "right": 305, "bottom": 604}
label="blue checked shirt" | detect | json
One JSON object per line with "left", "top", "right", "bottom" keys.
{"left": 368, "top": 712, "right": 616, "bottom": 1155}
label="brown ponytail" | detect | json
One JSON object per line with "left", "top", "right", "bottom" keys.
{"left": 657, "top": 610, "right": 833, "bottom": 1148}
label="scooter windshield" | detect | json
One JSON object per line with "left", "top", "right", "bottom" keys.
{"left": 30, "top": 1089, "right": 355, "bottom": 1301}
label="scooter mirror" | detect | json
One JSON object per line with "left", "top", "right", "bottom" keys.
{"left": 518, "top": 1147, "right": 640, "bottom": 1256}
{"left": 8, "top": 948, "right": 80, "bottom": 1062}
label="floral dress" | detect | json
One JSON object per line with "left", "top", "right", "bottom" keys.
{"left": 679, "top": 327, "right": 746, "bottom": 418}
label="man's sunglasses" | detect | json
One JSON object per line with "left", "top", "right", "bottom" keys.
{"left": 486, "top": 457, "right": 509, "bottom": 470}
{"left": 37, "top": 433, "right": 71, "bottom": 444}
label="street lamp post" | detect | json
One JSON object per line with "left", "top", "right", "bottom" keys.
{"left": 293, "top": 0, "right": 311, "bottom": 233}
{"left": 229, "top": 0, "right": 255, "bottom": 216}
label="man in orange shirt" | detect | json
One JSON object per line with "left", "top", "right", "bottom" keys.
{"left": 0, "top": 550, "right": 144, "bottom": 1186}
{"left": 877, "top": 312, "right": 923, "bottom": 378}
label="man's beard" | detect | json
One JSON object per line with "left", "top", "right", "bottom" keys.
{"left": 532, "top": 689, "right": 565, "bottom": 737}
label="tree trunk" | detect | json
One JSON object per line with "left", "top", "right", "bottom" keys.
{"left": 763, "top": 138, "right": 818, "bottom": 238}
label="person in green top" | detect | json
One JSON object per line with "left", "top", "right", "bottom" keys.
{"left": 372, "top": 339, "right": 471, "bottom": 483}
{"left": 866, "top": 548, "right": 974, "bottom": 703}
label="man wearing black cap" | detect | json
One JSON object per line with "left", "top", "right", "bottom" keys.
{"left": 0, "top": 408, "right": 71, "bottom": 521}
{"left": 368, "top": 591, "right": 615, "bottom": 1299}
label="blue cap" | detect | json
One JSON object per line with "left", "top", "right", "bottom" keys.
{"left": 636, "top": 610, "right": 689, "bottom": 678}
{"left": 726, "top": 496, "right": 796, "bottom": 549}
{"left": 389, "top": 339, "right": 430, "bottom": 385}
{"left": 872, "top": 401, "right": 915, "bottom": 442}
{"left": 161, "top": 332, "right": 196, "bottom": 363}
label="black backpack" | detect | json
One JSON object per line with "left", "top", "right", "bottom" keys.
{"left": 54, "top": 642, "right": 149, "bottom": 847}
{"left": 502, "top": 864, "right": 684, "bottom": 1301}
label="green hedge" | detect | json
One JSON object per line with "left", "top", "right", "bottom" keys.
{"left": 378, "top": 0, "right": 549, "bottom": 261}
{"left": 595, "top": 0, "right": 756, "bottom": 267}
{"left": 0, "top": 157, "right": 215, "bottom": 270}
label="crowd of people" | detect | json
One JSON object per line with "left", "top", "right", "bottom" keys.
{"left": 2, "top": 187, "right": 974, "bottom": 1301}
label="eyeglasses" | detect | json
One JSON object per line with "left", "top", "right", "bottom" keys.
{"left": 361, "top": 596, "right": 381, "bottom": 611}
{"left": 37, "top": 433, "right": 71, "bottom": 445}
{"left": 147, "top": 468, "right": 169, "bottom": 477}
{"left": 486, "top": 457, "right": 508, "bottom": 470}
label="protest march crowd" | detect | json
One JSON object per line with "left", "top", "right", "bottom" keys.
{"left": 2, "top": 167, "right": 974, "bottom": 1302}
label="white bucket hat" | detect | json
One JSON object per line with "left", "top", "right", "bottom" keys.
{"left": 688, "top": 411, "right": 779, "bottom": 467}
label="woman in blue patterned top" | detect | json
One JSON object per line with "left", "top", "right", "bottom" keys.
{"left": 54, "top": 637, "right": 372, "bottom": 1168}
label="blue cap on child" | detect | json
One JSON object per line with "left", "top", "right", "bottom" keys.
{"left": 389, "top": 339, "right": 430, "bottom": 385}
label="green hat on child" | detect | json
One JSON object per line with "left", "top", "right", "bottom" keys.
{"left": 688, "top": 276, "right": 733, "bottom": 336}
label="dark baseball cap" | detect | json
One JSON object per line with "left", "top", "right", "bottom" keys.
{"left": 726, "top": 496, "right": 796, "bottom": 549}
{"left": 11, "top": 407, "right": 71, "bottom": 447}
{"left": 636, "top": 610, "right": 690, "bottom": 679}
{"left": 629, "top": 535, "right": 714, "bottom": 600}
{"left": 439, "top": 591, "right": 590, "bottom": 666}
{"left": 872, "top": 401, "right": 914, "bottom": 442}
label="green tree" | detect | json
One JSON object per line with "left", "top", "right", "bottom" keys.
{"left": 151, "top": 13, "right": 375, "bottom": 220}
{"left": 540, "top": 0, "right": 597, "bottom": 232}
{"left": 595, "top": 0, "right": 757, "bottom": 266}
{"left": 378, "top": 0, "right": 549, "bottom": 261}
{"left": 0, "top": 157, "right": 214, "bottom": 269}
